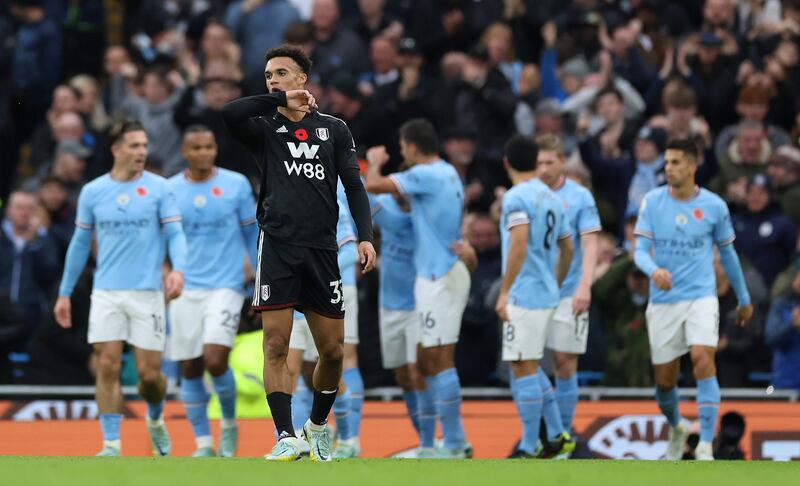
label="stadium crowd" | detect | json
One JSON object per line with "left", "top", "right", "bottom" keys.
{"left": 1, "top": 0, "right": 799, "bottom": 392}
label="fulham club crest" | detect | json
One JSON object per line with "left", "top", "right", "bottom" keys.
{"left": 260, "top": 285, "right": 270, "bottom": 301}
{"left": 316, "top": 128, "right": 329, "bottom": 141}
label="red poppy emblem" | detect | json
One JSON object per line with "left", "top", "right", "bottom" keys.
{"left": 136, "top": 187, "right": 147, "bottom": 196}
{"left": 212, "top": 187, "right": 222, "bottom": 197}
{"left": 693, "top": 208, "right": 704, "bottom": 221}
{"left": 295, "top": 129, "right": 309, "bottom": 141}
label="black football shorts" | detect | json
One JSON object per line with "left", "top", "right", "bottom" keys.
{"left": 252, "top": 231, "right": 345, "bottom": 319}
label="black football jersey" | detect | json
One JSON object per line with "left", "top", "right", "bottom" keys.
{"left": 223, "top": 93, "right": 373, "bottom": 250}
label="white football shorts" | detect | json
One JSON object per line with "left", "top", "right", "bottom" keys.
{"left": 88, "top": 290, "right": 166, "bottom": 351}
{"left": 167, "top": 288, "right": 244, "bottom": 361}
{"left": 645, "top": 296, "right": 719, "bottom": 365}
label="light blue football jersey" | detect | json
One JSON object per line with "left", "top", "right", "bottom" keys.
{"left": 75, "top": 171, "right": 182, "bottom": 290}
{"left": 500, "top": 178, "right": 571, "bottom": 309}
{"left": 390, "top": 160, "right": 463, "bottom": 280}
{"left": 553, "top": 177, "right": 602, "bottom": 298}
{"left": 168, "top": 168, "right": 257, "bottom": 291}
{"left": 634, "top": 186, "right": 736, "bottom": 304}
{"left": 335, "top": 185, "right": 358, "bottom": 286}
{"left": 372, "top": 194, "right": 415, "bottom": 311}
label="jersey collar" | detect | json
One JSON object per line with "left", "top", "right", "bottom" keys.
{"left": 667, "top": 185, "right": 700, "bottom": 201}
{"left": 183, "top": 167, "right": 218, "bottom": 184}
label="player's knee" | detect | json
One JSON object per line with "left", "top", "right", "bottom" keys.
{"left": 690, "top": 349, "right": 716, "bottom": 378}
{"left": 96, "top": 353, "right": 121, "bottom": 378}
{"left": 263, "top": 334, "right": 290, "bottom": 364}
{"left": 317, "top": 341, "right": 343, "bottom": 365}
{"left": 204, "top": 354, "right": 229, "bottom": 377}
{"left": 137, "top": 365, "right": 162, "bottom": 385}
{"left": 654, "top": 370, "right": 678, "bottom": 391}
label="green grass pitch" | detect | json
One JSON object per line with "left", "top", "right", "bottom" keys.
{"left": 1, "top": 457, "right": 795, "bottom": 486}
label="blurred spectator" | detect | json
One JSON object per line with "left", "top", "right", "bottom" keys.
{"left": 649, "top": 83, "right": 712, "bottom": 152}
{"left": 225, "top": 0, "right": 300, "bottom": 94}
{"left": 715, "top": 250, "right": 770, "bottom": 388}
{"left": 562, "top": 53, "right": 646, "bottom": 124}
{"left": 0, "top": 190, "right": 59, "bottom": 350}
{"left": 765, "top": 267, "right": 800, "bottom": 391}
{"left": 36, "top": 175, "right": 74, "bottom": 259}
{"left": 197, "top": 21, "right": 241, "bottom": 74}
{"left": 359, "top": 35, "right": 399, "bottom": 96}
{"left": 310, "top": 0, "right": 370, "bottom": 81}
{"left": 28, "top": 84, "right": 81, "bottom": 167}
{"left": 527, "top": 100, "right": 575, "bottom": 156}
{"left": 593, "top": 255, "right": 653, "bottom": 387}
{"left": 353, "top": 0, "right": 403, "bottom": 47}
{"left": 70, "top": 74, "right": 111, "bottom": 133}
{"left": 9, "top": 0, "right": 62, "bottom": 140}
{"left": 580, "top": 123, "right": 667, "bottom": 238}
{"left": 584, "top": 85, "right": 641, "bottom": 155}
{"left": 100, "top": 45, "right": 132, "bottom": 116}
{"left": 119, "top": 67, "right": 185, "bottom": 176}
{"left": 453, "top": 44, "right": 516, "bottom": 165}
{"left": 443, "top": 128, "right": 504, "bottom": 212}
{"left": 172, "top": 50, "right": 257, "bottom": 181}
{"left": 714, "top": 119, "right": 772, "bottom": 203}
{"left": 29, "top": 111, "right": 94, "bottom": 180}
{"left": 457, "top": 213, "right": 502, "bottom": 385}
{"left": 732, "top": 174, "right": 797, "bottom": 288}
{"left": 766, "top": 145, "right": 800, "bottom": 227}
{"left": 715, "top": 85, "right": 791, "bottom": 164}
{"left": 326, "top": 72, "right": 385, "bottom": 157}
{"left": 480, "top": 22, "right": 524, "bottom": 95}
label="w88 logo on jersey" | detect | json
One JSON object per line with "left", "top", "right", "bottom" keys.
{"left": 284, "top": 142, "right": 325, "bottom": 180}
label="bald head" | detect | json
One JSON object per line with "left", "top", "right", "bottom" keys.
{"left": 54, "top": 112, "right": 85, "bottom": 140}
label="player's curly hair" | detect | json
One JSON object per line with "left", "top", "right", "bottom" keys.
{"left": 265, "top": 45, "right": 312, "bottom": 75}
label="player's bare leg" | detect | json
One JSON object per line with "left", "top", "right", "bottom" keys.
{"left": 94, "top": 341, "right": 124, "bottom": 456}
{"left": 653, "top": 358, "right": 689, "bottom": 460}
{"left": 262, "top": 308, "right": 305, "bottom": 460}
{"left": 303, "top": 311, "right": 345, "bottom": 461}
{"left": 690, "top": 345, "right": 720, "bottom": 460}
{"left": 134, "top": 347, "right": 171, "bottom": 456}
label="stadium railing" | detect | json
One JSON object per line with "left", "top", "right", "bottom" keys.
{"left": 0, "top": 385, "right": 796, "bottom": 402}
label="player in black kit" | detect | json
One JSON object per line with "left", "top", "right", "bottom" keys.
{"left": 222, "top": 46, "right": 375, "bottom": 462}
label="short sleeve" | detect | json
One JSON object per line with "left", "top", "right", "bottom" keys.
{"left": 633, "top": 194, "right": 654, "bottom": 239}
{"left": 75, "top": 186, "right": 94, "bottom": 229}
{"left": 557, "top": 205, "right": 572, "bottom": 240}
{"left": 237, "top": 176, "right": 257, "bottom": 226}
{"left": 390, "top": 165, "right": 434, "bottom": 196}
{"left": 578, "top": 191, "right": 602, "bottom": 234}
{"left": 159, "top": 183, "right": 182, "bottom": 224}
{"left": 713, "top": 199, "right": 736, "bottom": 246}
{"left": 502, "top": 191, "right": 529, "bottom": 230}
